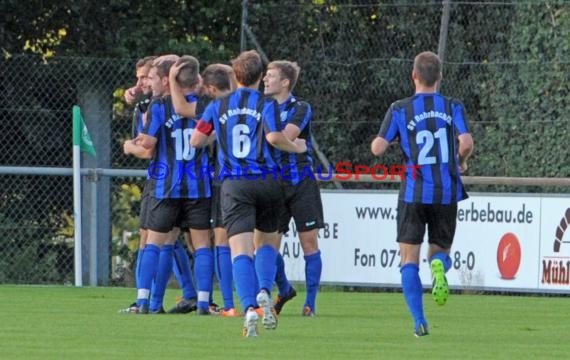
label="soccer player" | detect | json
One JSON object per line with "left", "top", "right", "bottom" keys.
{"left": 125, "top": 55, "right": 213, "bottom": 314}
{"left": 370, "top": 51, "right": 474, "bottom": 337}
{"left": 190, "top": 50, "right": 307, "bottom": 337}
{"left": 122, "top": 56, "right": 200, "bottom": 314}
{"left": 170, "top": 63, "right": 239, "bottom": 316}
{"left": 262, "top": 60, "right": 324, "bottom": 317}
{"left": 120, "top": 56, "right": 154, "bottom": 312}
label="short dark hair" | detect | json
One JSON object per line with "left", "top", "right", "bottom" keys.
{"left": 175, "top": 55, "right": 200, "bottom": 89}
{"left": 202, "top": 64, "right": 233, "bottom": 91}
{"left": 231, "top": 50, "right": 263, "bottom": 86}
{"left": 267, "top": 60, "right": 301, "bottom": 92}
{"left": 152, "top": 55, "right": 179, "bottom": 78}
{"left": 136, "top": 56, "right": 156, "bottom": 69}
{"left": 413, "top": 51, "right": 442, "bottom": 87}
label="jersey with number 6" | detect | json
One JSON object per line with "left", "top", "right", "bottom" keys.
{"left": 196, "top": 88, "right": 280, "bottom": 179}
{"left": 378, "top": 93, "right": 469, "bottom": 204}
{"left": 144, "top": 94, "right": 211, "bottom": 199}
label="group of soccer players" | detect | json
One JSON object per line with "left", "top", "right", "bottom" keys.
{"left": 121, "top": 49, "right": 474, "bottom": 339}
{"left": 122, "top": 50, "right": 324, "bottom": 337}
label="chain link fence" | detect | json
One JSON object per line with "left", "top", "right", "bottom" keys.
{"left": 1, "top": 1, "right": 569, "bottom": 285}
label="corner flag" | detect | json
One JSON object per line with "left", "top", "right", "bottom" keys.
{"left": 72, "top": 105, "right": 96, "bottom": 156}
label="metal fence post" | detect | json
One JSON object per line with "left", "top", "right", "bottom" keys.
{"left": 437, "top": 0, "right": 451, "bottom": 92}
{"left": 78, "top": 82, "right": 111, "bottom": 286}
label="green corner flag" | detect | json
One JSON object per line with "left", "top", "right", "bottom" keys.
{"left": 72, "top": 105, "right": 96, "bottom": 156}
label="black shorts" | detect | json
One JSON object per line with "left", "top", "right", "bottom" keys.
{"left": 146, "top": 197, "right": 212, "bottom": 233}
{"left": 221, "top": 177, "right": 283, "bottom": 238}
{"left": 278, "top": 177, "right": 324, "bottom": 234}
{"left": 139, "top": 181, "right": 151, "bottom": 230}
{"left": 396, "top": 200, "right": 457, "bottom": 249}
{"left": 210, "top": 183, "right": 223, "bottom": 228}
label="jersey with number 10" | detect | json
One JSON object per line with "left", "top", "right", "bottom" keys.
{"left": 198, "top": 88, "right": 280, "bottom": 178}
{"left": 144, "top": 94, "right": 211, "bottom": 199}
{"left": 379, "top": 93, "right": 469, "bottom": 205}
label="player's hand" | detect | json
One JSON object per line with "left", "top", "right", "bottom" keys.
{"left": 123, "top": 140, "right": 132, "bottom": 155}
{"left": 294, "top": 138, "right": 307, "bottom": 153}
{"left": 124, "top": 86, "right": 141, "bottom": 104}
{"left": 459, "top": 161, "right": 468, "bottom": 173}
{"left": 169, "top": 62, "right": 183, "bottom": 80}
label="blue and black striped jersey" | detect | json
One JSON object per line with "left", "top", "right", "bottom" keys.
{"left": 379, "top": 93, "right": 469, "bottom": 204}
{"left": 270, "top": 95, "right": 314, "bottom": 185}
{"left": 199, "top": 88, "right": 280, "bottom": 179}
{"left": 144, "top": 94, "right": 211, "bottom": 199}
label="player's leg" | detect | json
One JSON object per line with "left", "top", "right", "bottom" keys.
{"left": 273, "top": 189, "right": 296, "bottom": 315}
{"left": 397, "top": 201, "right": 429, "bottom": 336}
{"left": 427, "top": 203, "right": 457, "bottom": 306}
{"left": 149, "top": 226, "right": 178, "bottom": 313}
{"left": 222, "top": 178, "right": 261, "bottom": 336}
{"left": 288, "top": 177, "right": 323, "bottom": 316}
{"left": 167, "top": 231, "right": 198, "bottom": 314}
{"left": 185, "top": 198, "right": 214, "bottom": 315}
{"left": 253, "top": 177, "right": 284, "bottom": 330}
{"left": 120, "top": 184, "right": 150, "bottom": 313}
{"left": 135, "top": 182, "right": 150, "bottom": 291}
{"left": 273, "top": 234, "right": 297, "bottom": 315}
{"left": 299, "top": 229, "right": 320, "bottom": 317}
{"left": 214, "top": 227, "right": 237, "bottom": 315}
{"left": 211, "top": 183, "right": 236, "bottom": 315}
{"left": 136, "top": 197, "right": 175, "bottom": 313}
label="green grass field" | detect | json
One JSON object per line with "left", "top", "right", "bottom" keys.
{"left": 0, "top": 285, "right": 568, "bottom": 359}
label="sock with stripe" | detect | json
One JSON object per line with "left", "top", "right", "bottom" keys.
{"left": 194, "top": 247, "right": 214, "bottom": 311}
{"left": 136, "top": 244, "right": 160, "bottom": 307}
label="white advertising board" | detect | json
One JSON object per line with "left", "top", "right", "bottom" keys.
{"left": 538, "top": 198, "right": 570, "bottom": 291}
{"left": 280, "top": 191, "right": 561, "bottom": 292}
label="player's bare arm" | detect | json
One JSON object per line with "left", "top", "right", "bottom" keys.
{"left": 123, "top": 139, "right": 154, "bottom": 159}
{"left": 266, "top": 131, "right": 307, "bottom": 153}
{"left": 169, "top": 62, "right": 197, "bottom": 118}
{"left": 283, "top": 123, "right": 301, "bottom": 141}
{"left": 457, "top": 133, "right": 474, "bottom": 173}
{"left": 190, "top": 127, "right": 209, "bottom": 148}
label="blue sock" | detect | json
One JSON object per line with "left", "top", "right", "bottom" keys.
{"left": 430, "top": 252, "right": 452, "bottom": 272}
{"left": 137, "top": 244, "right": 160, "bottom": 307}
{"left": 253, "top": 255, "right": 260, "bottom": 295}
{"left": 400, "top": 263, "right": 426, "bottom": 328}
{"left": 255, "top": 245, "right": 278, "bottom": 296}
{"left": 215, "top": 246, "right": 234, "bottom": 310}
{"left": 304, "top": 250, "right": 322, "bottom": 312}
{"left": 194, "top": 247, "right": 214, "bottom": 311}
{"left": 173, "top": 241, "right": 197, "bottom": 300}
{"left": 150, "top": 244, "right": 173, "bottom": 311}
{"left": 232, "top": 254, "right": 257, "bottom": 310}
{"left": 275, "top": 252, "right": 292, "bottom": 297}
{"left": 135, "top": 248, "right": 144, "bottom": 288}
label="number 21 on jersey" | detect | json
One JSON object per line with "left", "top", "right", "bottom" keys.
{"left": 416, "top": 128, "right": 449, "bottom": 165}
